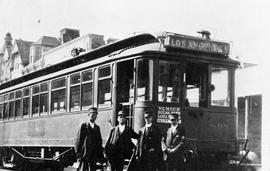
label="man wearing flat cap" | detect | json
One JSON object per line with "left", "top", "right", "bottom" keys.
{"left": 74, "top": 107, "right": 103, "bottom": 171}
{"left": 105, "top": 110, "right": 139, "bottom": 171}
{"left": 162, "top": 113, "right": 186, "bottom": 171}
{"left": 136, "top": 111, "right": 163, "bottom": 171}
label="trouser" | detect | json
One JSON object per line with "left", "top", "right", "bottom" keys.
{"left": 77, "top": 159, "right": 97, "bottom": 171}
{"left": 167, "top": 154, "right": 185, "bottom": 171}
{"left": 108, "top": 157, "right": 125, "bottom": 171}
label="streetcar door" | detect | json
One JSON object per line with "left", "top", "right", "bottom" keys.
{"left": 116, "top": 60, "right": 134, "bottom": 127}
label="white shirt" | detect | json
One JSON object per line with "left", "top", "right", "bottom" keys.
{"left": 119, "top": 124, "right": 125, "bottom": 134}
{"left": 89, "top": 121, "right": 95, "bottom": 128}
{"left": 145, "top": 123, "right": 152, "bottom": 128}
{"left": 171, "top": 124, "right": 178, "bottom": 134}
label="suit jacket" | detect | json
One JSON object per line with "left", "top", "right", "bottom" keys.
{"left": 74, "top": 122, "right": 103, "bottom": 161}
{"left": 162, "top": 124, "right": 185, "bottom": 156}
{"left": 136, "top": 124, "right": 163, "bottom": 163}
{"left": 105, "top": 125, "right": 139, "bottom": 159}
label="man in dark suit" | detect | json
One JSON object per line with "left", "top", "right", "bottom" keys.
{"left": 105, "top": 111, "right": 139, "bottom": 171}
{"left": 162, "top": 113, "right": 186, "bottom": 171}
{"left": 74, "top": 107, "right": 103, "bottom": 171}
{"left": 136, "top": 111, "right": 163, "bottom": 171}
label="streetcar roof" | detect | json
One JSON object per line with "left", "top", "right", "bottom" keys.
{"left": 0, "top": 31, "right": 239, "bottom": 90}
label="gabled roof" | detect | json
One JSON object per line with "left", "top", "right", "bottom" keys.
{"left": 13, "top": 39, "right": 33, "bottom": 65}
{"left": 33, "top": 36, "right": 60, "bottom": 47}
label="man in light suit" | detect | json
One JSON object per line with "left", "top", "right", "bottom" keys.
{"left": 136, "top": 111, "right": 163, "bottom": 171}
{"left": 74, "top": 107, "right": 104, "bottom": 171}
{"left": 162, "top": 113, "right": 186, "bottom": 171}
{"left": 105, "top": 111, "right": 139, "bottom": 171}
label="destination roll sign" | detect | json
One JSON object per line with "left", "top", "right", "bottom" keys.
{"left": 164, "top": 35, "right": 230, "bottom": 55}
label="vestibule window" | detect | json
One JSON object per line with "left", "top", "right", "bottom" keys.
{"left": 158, "top": 61, "right": 182, "bottom": 103}
{"left": 98, "top": 66, "right": 111, "bottom": 106}
{"left": 211, "top": 66, "right": 230, "bottom": 107}
{"left": 51, "top": 77, "right": 66, "bottom": 113}
{"left": 136, "top": 59, "right": 153, "bottom": 101}
{"left": 185, "top": 63, "right": 208, "bottom": 107}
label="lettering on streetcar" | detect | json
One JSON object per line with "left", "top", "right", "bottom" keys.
{"left": 157, "top": 106, "right": 181, "bottom": 123}
{"left": 164, "top": 35, "right": 230, "bottom": 55}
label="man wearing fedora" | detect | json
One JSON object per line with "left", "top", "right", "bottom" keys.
{"left": 105, "top": 110, "right": 139, "bottom": 171}
{"left": 162, "top": 113, "right": 186, "bottom": 171}
{"left": 136, "top": 111, "right": 163, "bottom": 171}
{"left": 74, "top": 107, "right": 104, "bottom": 171}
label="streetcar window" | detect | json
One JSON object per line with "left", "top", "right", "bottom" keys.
{"left": 41, "top": 82, "right": 48, "bottom": 92}
{"left": 9, "top": 92, "right": 15, "bottom": 100}
{"left": 9, "top": 100, "right": 15, "bottom": 118}
{"left": 51, "top": 77, "right": 66, "bottom": 113}
{"left": 98, "top": 66, "right": 111, "bottom": 106}
{"left": 82, "top": 83, "right": 93, "bottom": 109}
{"left": 82, "top": 70, "right": 93, "bottom": 81}
{"left": 40, "top": 93, "right": 48, "bottom": 114}
{"left": 185, "top": 63, "right": 208, "bottom": 107}
{"left": 15, "top": 90, "right": 22, "bottom": 117}
{"left": 136, "top": 59, "right": 153, "bottom": 101}
{"left": 32, "top": 84, "right": 40, "bottom": 115}
{"left": 158, "top": 61, "right": 182, "bottom": 103}
{"left": 40, "top": 82, "right": 48, "bottom": 114}
{"left": 9, "top": 92, "right": 15, "bottom": 118}
{"left": 0, "top": 104, "right": 3, "bottom": 120}
{"left": 71, "top": 73, "right": 81, "bottom": 84}
{"left": 70, "top": 73, "right": 81, "bottom": 111}
{"left": 81, "top": 70, "right": 93, "bottom": 109}
{"left": 23, "top": 87, "right": 30, "bottom": 96}
{"left": 3, "top": 94, "right": 9, "bottom": 119}
{"left": 0, "top": 95, "right": 3, "bottom": 120}
{"left": 52, "top": 77, "right": 66, "bottom": 89}
{"left": 211, "top": 66, "right": 230, "bottom": 107}
{"left": 23, "top": 87, "right": 30, "bottom": 117}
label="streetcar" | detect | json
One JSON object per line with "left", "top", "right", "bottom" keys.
{"left": 0, "top": 31, "right": 240, "bottom": 170}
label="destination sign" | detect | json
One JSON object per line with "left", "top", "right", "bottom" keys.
{"left": 164, "top": 35, "right": 230, "bottom": 55}
{"left": 157, "top": 106, "right": 181, "bottom": 123}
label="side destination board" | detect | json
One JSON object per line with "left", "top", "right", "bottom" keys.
{"left": 164, "top": 35, "right": 230, "bottom": 55}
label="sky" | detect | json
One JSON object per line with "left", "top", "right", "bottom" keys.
{"left": 0, "top": 0, "right": 269, "bottom": 64}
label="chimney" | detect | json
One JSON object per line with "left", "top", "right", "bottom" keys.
{"left": 107, "top": 38, "right": 118, "bottom": 44}
{"left": 60, "top": 28, "right": 80, "bottom": 44}
{"left": 90, "top": 34, "right": 105, "bottom": 49}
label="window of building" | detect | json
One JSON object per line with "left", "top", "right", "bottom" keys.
{"left": 158, "top": 60, "right": 182, "bottom": 103}
{"left": 98, "top": 66, "right": 111, "bottom": 106}
{"left": 82, "top": 70, "right": 93, "bottom": 109}
{"left": 15, "top": 90, "right": 22, "bottom": 118}
{"left": 211, "top": 66, "right": 230, "bottom": 107}
{"left": 136, "top": 59, "right": 153, "bottom": 101}
{"left": 23, "top": 87, "right": 30, "bottom": 117}
{"left": 51, "top": 77, "right": 66, "bottom": 113}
